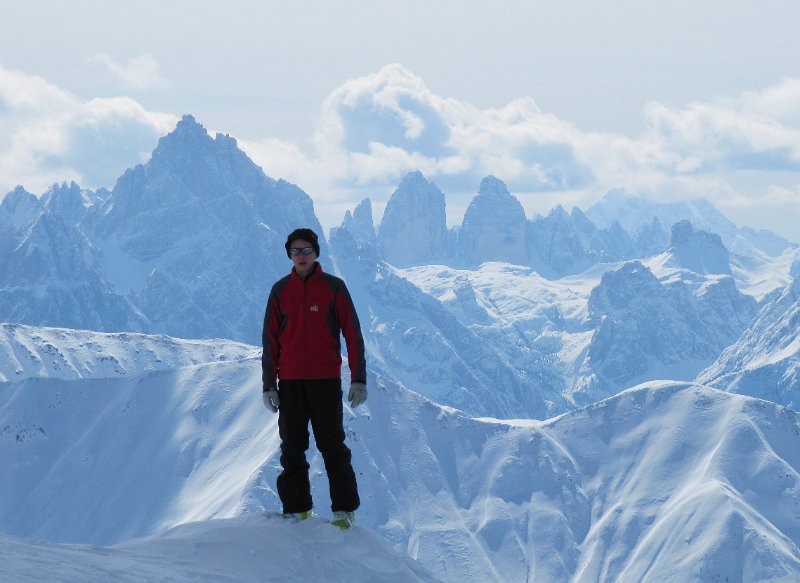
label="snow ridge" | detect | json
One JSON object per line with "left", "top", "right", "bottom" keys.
{"left": 0, "top": 323, "right": 256, "bottom": 383}
{"left": 697, "top": 275, "right": 800, "bottom": 407}
{"left": 1, "top": 333, "right": 799, "bottom": 581}
{"left": 0, "top": 514, "right": 437, "bottom": 582}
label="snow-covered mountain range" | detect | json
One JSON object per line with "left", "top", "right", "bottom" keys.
{"left": 1, "top": 330, "right": 799, "bottom": 581}
{"left": 2, "top": 116, "right": 798, "bottom": 417}
{"left": 697, "top": 275, "right": 800, "bottom": 409}
{"left": 3, "top": 114, "right": 800, "bottom": 581}
{"left": 3, "top": 116, "right": 795, "bottom": 350}
{"left": 0, "top": 115, "right": 323, "bottom": 345}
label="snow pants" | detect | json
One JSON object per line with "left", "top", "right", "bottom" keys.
{"left": 276, "top": 378, "right": 360, "bottom": 514}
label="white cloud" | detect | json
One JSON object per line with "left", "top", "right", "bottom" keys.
{"left": 739, "top": 77, "right": 800, "bottom": 125}
{"left": 642, "top": 100, "right": 800, "bottom": 171}
{"left": 0, "top": 67, "right": 73, "bottom": 111}
{"left": 291, "top": 65, "right": 596, "bottom": 199}
{"left": 349, "top": 142, "right": 437, "bottom": 184}
{"left": 87, "top": 53, "right": 166, "bottom": 90}
{"left": 238, "top": 66, "right": 800, "bottom": 238}
{"left": 0, "top": 65, "right": 177, "bottom": 195}
{"left": 2, "top": 62, "right": 798, "bottom": 240}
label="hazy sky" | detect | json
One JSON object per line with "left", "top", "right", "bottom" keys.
{"left": 2, "top": 1, "right": 800, "bottom": 240}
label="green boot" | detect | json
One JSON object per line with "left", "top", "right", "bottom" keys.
{"left": 285, "top": 509, "right": 313, "bottom": 522}
{"left": 330, "top": 511, "right": 355, "bottom": 529}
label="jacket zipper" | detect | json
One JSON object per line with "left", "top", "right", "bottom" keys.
{"left": 303, "top": 273, "right": 314, "bottom": 378}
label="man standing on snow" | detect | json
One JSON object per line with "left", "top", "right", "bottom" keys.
{"left": 261, "top": 228, "right": 367, "bottom": 529}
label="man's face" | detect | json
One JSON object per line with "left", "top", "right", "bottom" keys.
{"left": 288, "top": 239, "right": 318, "bottom": 276}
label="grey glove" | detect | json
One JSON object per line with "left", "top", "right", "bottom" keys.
{"left": 348, "top": 382, "right": 367, "bottom": 407}
{"left": 263, "top": 389, "right": 280, "bottom": 413}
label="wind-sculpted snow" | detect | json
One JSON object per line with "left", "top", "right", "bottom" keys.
{"left": 1, "top": 330, "right": 799, "bottom": 581}
{"left": 0, "top": 513, "right": 438, "bottom": 582}
{"left": 0, "top": 358, "right": 269, "bottom": 545}
{"left": 0, "top": 323, "right": 256, "bottom": 383}
{"left": 545, "top": 382, "right": 800, "bottom": 582}
{"left": 697, "top": 275, "right": 800, "bottom": 408}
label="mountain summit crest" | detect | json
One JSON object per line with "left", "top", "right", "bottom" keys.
{"left": 478, "top": 175, "right": 511, "bottom": 197}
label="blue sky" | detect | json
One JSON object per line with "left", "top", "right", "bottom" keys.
{"left": 2, "top": 0, "right": 799, "bottom": 240}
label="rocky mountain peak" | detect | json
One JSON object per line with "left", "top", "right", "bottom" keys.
{"left": 398, "top": 170, "right": 428, "bottom": 189}
{"left": 173, "top": 114, "right": 208, "bottom": 140}
{"left": 527, "top": 204, "right": 592, "bottom": 278}
{"left": 668, "top": 220, "right": 731, "bottom": 275}
{"left": 341, "top": 198, "right": 376, "bottom": 245}
{"left": 378, "top": 171, "right": 447, "bottom": 267}
{"left": 589, "top": 261, "right": 661, "bottom": 313}
{"left": 459, "top": 176, "right": 528, "bottom": 267}
{"left": 550, "top": 204, "right": 569, "bottom": 219}
{"left": 0, "top": 186, "right": 41, "bottom": 228}
{"left": 148, "top": 114, "right": 214, "bottom": 167}
{"left": 41, "top": 182, "right": 96, "bottom": 226}
{"left": 478, "top": 175, "right": 511, "bottom": 198}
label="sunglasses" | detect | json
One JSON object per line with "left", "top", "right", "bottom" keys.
{"left": 289, "top": 247, "right": 315, "bottom": 256}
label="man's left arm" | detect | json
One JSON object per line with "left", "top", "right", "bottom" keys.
{"left": 334, "top": 283, "right": 367, "bottom": 384}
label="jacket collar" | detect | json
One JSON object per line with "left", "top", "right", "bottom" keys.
{"left": 291, "top": 261, "right": 322, "bottom": 282}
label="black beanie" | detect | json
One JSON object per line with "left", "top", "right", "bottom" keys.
{"left": 285, "top": 228, "right": 320, "bottom": 257}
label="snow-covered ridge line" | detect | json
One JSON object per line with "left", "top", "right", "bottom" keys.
{"left": 697, "top": 275, "right": 800, "bottom": 409}
{"left": 0, "top": 323, "right": 258, "bottom": 383}
{"left": 2, "top": 336, "right": 799, "bottom": 581}
{"left": 0, "top": 513, "right": 438, "bottom": 583}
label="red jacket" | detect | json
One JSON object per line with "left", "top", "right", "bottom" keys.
{"left": 262, "top": 262, "right": 366, "bottom": 390}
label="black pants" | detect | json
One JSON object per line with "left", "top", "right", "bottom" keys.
{"left": 276, "top": 378, "right": 360, "bottom": 514}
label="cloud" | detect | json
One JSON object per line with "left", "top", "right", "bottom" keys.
{"left": 642, "top": 99, "right": 800, "bottom": 173}
{"left": 301, "top": 64, "right": 595, "bottom": 196}
{"left": 87, "top": 53, "right": 167, "bottom": 90}
{"left": 0, "top": 67, "right": 73, "bottom": 112}
{"left": 242, "top": 64, "right": 625, "bottom": 223}
{"left": 739, "top": 77, "right": 800, "bottom": 125}
{"left": 322, "top": 64, "right": 453, "bottom": 157}
{"left": 0, "top": 65, "right": 177, "bottom": 195}
{"left": 2, "top": 62, "right": 798, "bottom": 240}
{"left": 237, "top": 66, "right": 800, "bottom": 238}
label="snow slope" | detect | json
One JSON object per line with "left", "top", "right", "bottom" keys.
{"left": 2, "top": 329, "right": 799, "bottom": 581}
{"left": 394, "top": 257, "right": 755, "bottom": 410}
{"left": 0, "top": 513, "right": 437, "bottom": 582}
{"left": 0, "top": 323, "right": 256, "bottom": 383}
{"left": 697, "top": 275, "right": 800, "bottom": 408}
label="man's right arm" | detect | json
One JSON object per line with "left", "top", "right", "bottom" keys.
{"left": 262, "top": 290, "right": 281, "bottom": 392}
